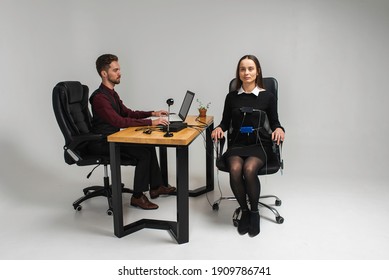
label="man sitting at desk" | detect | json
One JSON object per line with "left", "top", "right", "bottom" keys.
{"left": 88, "top": 53, "right": 175, "bottom": 210}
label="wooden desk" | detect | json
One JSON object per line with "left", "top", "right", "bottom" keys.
{"left": 108, "top": 115, "right": 214, "bottom": 244}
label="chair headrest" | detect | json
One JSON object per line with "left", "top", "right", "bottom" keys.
{"left": 62, "top": 81, "right": 84, "bottom": 104}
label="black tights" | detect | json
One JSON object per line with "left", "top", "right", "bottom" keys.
{"left": 227, "top": 155, "right": 265, "bottom": 211}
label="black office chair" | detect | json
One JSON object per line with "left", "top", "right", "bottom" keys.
{"left": 52, "top": 81, "right": 136, "bottom": 215}
{"left": 212, "top": 77, "right": 285, "bottom": 224}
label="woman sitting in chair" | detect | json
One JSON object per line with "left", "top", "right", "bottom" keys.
{"left": 211, "top": 54, "right": 285, "bottom": 237}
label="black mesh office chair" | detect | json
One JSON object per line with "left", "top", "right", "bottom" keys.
{"left": 52, "top": 81, "right": 136, "bottom": 215}
{"left": 213, "top": 77, "right": 285, "bottom": 224}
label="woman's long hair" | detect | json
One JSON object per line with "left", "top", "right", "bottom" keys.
{"left": 233, "top": 54, "right": 264, "bottom": 91}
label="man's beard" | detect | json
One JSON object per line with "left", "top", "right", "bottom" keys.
{"left": 109, "top": 76, "right": 121, "bottom": 85}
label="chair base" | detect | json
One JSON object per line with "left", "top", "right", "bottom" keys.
{"left": 73, "top": 182, "right": 132, "bottom": 216}
{"left": 212, "top": 195, "right": 284, "bottom": 224}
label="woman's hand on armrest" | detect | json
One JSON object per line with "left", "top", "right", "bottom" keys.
{"left": 272, "top": 127, "right": 285, "bottom": 145}
{"left": 211, "top": 127, "right": 224, "bottom": 141}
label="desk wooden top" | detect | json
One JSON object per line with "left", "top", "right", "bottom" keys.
{"left": 107, "top": 115, "right": 214, "bottom": 146}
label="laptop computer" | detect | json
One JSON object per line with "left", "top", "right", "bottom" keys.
{"left": 148, "top": 90, "right": 195, "bottom": 132}
{"left": 168, "top": 90, "right": 195, "bottom": 123}
{"left": 149, "top": 90, "right": 195, "bottom": 123}
{"left": 163, "top": 90, "right": 195, "bottom": 132}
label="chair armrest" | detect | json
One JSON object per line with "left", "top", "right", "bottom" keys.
{"left": 215, "top": 137, "right": 228, "bottom": 170}
{"left": 64, "top": 133, "right": 105, "bottom": 162}
{"left": 272, "top": 141, "right": 284, "bottom": 171}
{"left": 216, "top": 137, "right": 226, "bottom": 157}
{"left": 67, "top": 133, "right": 104, "bottom": 149}
{"left": 74, "top": 133, "right": 103, "bottom": 142}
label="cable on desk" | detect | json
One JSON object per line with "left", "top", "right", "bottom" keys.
{"left": 134, "top": 126, "right": 162, "bottom": 134}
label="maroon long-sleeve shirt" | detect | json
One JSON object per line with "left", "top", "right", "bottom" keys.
{"left": 90, "top": 84, "right": 153, "bottom": 134}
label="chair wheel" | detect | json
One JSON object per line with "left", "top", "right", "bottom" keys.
{"left": 106, "top": 209, "right": 113, "bottom": 216}
{"left": 212, "top": 203, "right": 219, "bottom": 211}
{"left": 276, "top": 216, "right": 284, "bottom": 224}
{"left": 275, "top": 200, "right": 282, "bottom": 206}
{"left": 74, "top": 205, "right": 82, "bottom": 211}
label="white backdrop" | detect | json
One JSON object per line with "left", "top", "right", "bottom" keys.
{"left": 1, "top": 0, "right": 389, "bottom": 201}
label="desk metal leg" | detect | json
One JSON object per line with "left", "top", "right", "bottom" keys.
{"left": 205, "top": 123, "right": 214, "bottom": 191}
{"left": 109, "top": 142, "right": 187, "bottom": 243}
{"left": 109, "top": 142, "right": 124, "bottom": 237}
{"left": 175, "top": 146, "right": 189, "bottom": 244}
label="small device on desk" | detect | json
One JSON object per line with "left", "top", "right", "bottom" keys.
{"left": 164, "top": 98, "right": 175, "bottom": 137}
{"left": 161, "top": 122, "right": 188, "bottom": 132}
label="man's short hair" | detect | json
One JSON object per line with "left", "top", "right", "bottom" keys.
{"left": 96, "top": 54, "right": 118, "bottom": 77}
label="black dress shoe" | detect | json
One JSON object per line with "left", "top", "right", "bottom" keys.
{"left": 248, "top": 210, "right": 260, "bottom": 237}
{"left": 237, "top": 209, "right": 250, "bottom": 235}
{"left": 130, "top": 194, "right": 158, "bottom": 210}
{"left": 149, "top": 185, "right": 176, "bottom": 199}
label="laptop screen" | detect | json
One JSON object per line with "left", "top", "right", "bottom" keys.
{"left": 178, "top": 90, "right": 195, "bottom": 120}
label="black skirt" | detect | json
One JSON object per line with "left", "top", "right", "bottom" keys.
{"left": 223, "top": 143, "right": 272, "bottom": 163}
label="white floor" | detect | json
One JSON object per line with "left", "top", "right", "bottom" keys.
{"left": 1, "top": 163, "right": 389, "bottom": 261}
